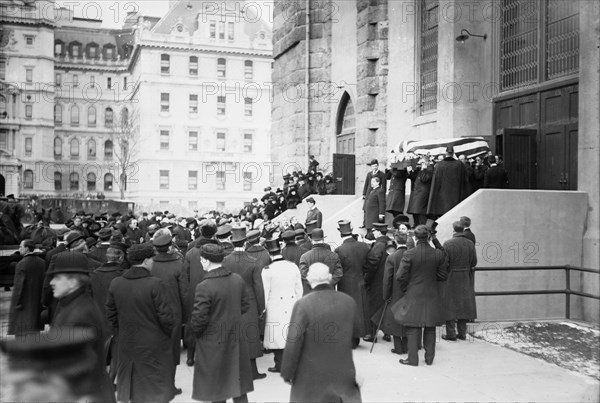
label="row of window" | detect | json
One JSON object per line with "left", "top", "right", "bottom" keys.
{"left": 54, "top": 138, "right": 113, "bottom": 160}
{"left": 160, "top": 54, "right": 254, "bottom": 79}
{"left": 159, "top": 170, "right": 254, "bottom": 191}
{"left": 160, "top": 93, "right": 254, "bottom": 116}
{"left": 54, "top": 40, "right": 131, "bottom": 60}
{"left": 209, "top": 20, "right": 235, "bottom": 41}
{"left": 22, "top": 170, "right": 114, "bottom": 191}
{"left": 55, "top": 105, "right": 128, "bottom": 127}
{"left": 160, "top": 130, "right": 253, "bottom": 153}
{"left": 55, "top": 73, "right": 127, "bottom": 91}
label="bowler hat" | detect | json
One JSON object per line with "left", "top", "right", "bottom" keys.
{"left": 231, "top": 226, "right": 247, "bottom": 242}
{"left": 52, "top": 251, "right": 90, "bottom": 275}
{"left": 216, "top": 224, "right": 232, "bottom": 239}
{"left": 368, "top": 159, "right": 379, "bottom": 165}
{"left": 265, "top": 239, "right": 281, "bottom": 254}
{"left": 65, "top": 231, "right": 84, "bottom": 248}
{"left": 305, "top": 220, "right": 318, "bottom": 234}
{"left": 152, "top": 233, "right": 172, "bottom": 248}
{"left": 201, "top": 243, "right": 225, "bottom": 263}
{"left": 246, "top": 229, "right": 261, "bottom": 243}
{"left": 337, "top": 220, "right": 353, "bottom": 236}
{"left": 392, "top": 214, "right": 410, "bottom": 229}
{"left": 309, "top": 228, "right": 325, "bottom": 241}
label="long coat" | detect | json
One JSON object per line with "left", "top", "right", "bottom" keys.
{"left": 262, "top": 257, "right": 303, "bottom": 349}
{"left": 385, "top": 168, "right": 409, "bottom": 213}
{"left": 191, "top": 267, "right": 254, "bottom": 402}
{"left": 378, "top": 247, "right": 407, "bottom": 336}
{"left": 427, "top": 157, "right": 471, "bottom": 217}
{"left": 152, "top": 252, "right": 188, "bottom": 366}
{"left": 443, "top": 233, "right": 478, "bottom": 321}
{"left": 365, "top": 236, "right": 388, "bottom": 327}
{"left": 281, "top": 284, "right": 362, "bottom": 403}
{"left": 362, "top": 169, "right": 387, "bottom": 203}
{"left": 484, "top": 165, "right": 509, "bottom": 188}
{"left": 90, "top": 262, "right": 124, "bottom": 329}
{"left": 221, "top": 250, "right": 265, "bottom": 359}
{"left": 8, "top": 254, "right": 46, "bottom": 335}
{"left": 53, "top": 286, "right": 116, "bottom": 403}
{"left": 299, "top": 244, "right": 343, "bottom": 295}
{"left": 282, "top": 243, "right": 304, "bottom": 267}
{"left": 106, "top": 266, "right": 176, "bottom": 403}
{"left": 392, "top": 240, "right": 448, "bottom": 327}
{"left": 407, "top": 166, "right": 433, "bottom": 215}
{"left": 364, "top": 187, "right": 385, "bottom": 230}
{"left": 335, "top": 237, "right": 370, "bottom": 337}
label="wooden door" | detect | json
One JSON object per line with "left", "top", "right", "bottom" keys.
{"left": 332, "top": 153, "right": 355, "bottom": 195}
{"left": 500, "top": 128, "right": 537, "bottom": 189}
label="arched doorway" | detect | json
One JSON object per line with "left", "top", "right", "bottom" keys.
{"left": 333, "top": 92, "right": 356, "bottom": 194}
{"left": 0, "top": 174, "right": 5, "bottom": 196}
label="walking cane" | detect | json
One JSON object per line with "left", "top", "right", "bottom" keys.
{"left": 370, "top": 299, "right": 390, "bottom": 354}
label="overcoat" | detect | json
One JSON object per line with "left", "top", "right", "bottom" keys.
{"left": 463, "top": 228, "right": 476, "bottom": 244}
{"left": 152, "top": 252, "right": 188, "bottom": 366}
{"left": 299, "top": 244, "right": 343, "bottom": 295}
{"left": 191, "top": 267, "right": 254, "bottom": 402}
{"left": 90, "top": 262, "right": 124, "bottom": 328}
{"left": 362, "top": 169, "right": 387, "bottom": 204}
{"left": 484, "top": 166, "right": 509, "bottom": 188}
{"left": 221, "top": 250, "right": 265, "bottom": 358}
{"left": 385, "top": 168, "right": 409, "bottom": 213}
{"left": 407, "top": 166, "right": 433, "bottom": 215}
{"left": 53, "top": 286, "right": 116, "bottom": 403}
{"left": 262, "top": 257, "right": 303, "bottom": 349}
{"left": 392, "top": 240, "right": 448, "bottom": 327}
{"left": 364, "top": 187, "right": 385, "bottom": 230}
{"left": 106, "top": 266, "right": 176, "bottom": 403}
{"left": 281, "top": 284, "right": 362, "bottom": 403}
{"left": 427, "top": 157, "right": 471, "bottom": 216}
{"left": 365, "top": 236, "right": 388, "bottom": 327}
{"left": 282, "top": 243, "right": 304, "bottom": 267}
{"left": 246, "top": 243, "right": 271, "bottom": 272}
{"left": 335, "top": 236, "right": 370, "bottom": 336}
{"left": 377, "top": 247, "right": 407, "bottom": 336}
{"left": 442, "top": 233, "right": 477, "bottom": 321}
{"left": 471, "top": 164, "right": 488, "bottom": 192}
{"left": 8, "top": 253, "right": 45, "bottom": 335}
{"left": 88, "top": 242, "right": 110, "bottom": 263}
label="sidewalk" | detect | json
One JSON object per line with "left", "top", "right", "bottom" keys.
{"left": 173, "top": 327, "right": 599, "bottom": 403}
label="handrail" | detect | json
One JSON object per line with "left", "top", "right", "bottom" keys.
{"left": 473, "top": 265, "right": 600, "bottom": 320}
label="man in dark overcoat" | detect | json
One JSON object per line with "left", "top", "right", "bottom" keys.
{"left": 484, "top": 156, "right": 509, "bottom": 188}
{"left": 281, "top": 263, "right": 362, "bottom": 403}
{"left": 304, "top": 197, "right": 323, "bottom": 228}
{"left": 407, "top": 159, "right": 434, "bottom": 226}
{"left": 8, "top": 240, "right": 45, "bottom": 335}
{"left": 221, "top": 227, "right": 266, "bottom": 380}
{"left": 90, "top": 243, "right": 126, "bottom": 325}
{"left": 362, "top": 160, "right": 387, "bottom": 227}
{"left": 393, "top": 225, "right": 448, "bottom": 366}
{"left": 298, "top": 229, "right": 343, "bottom": 295}
{"left": 191, "top": 244, "right": 254, "bottom": 403}
{"left": 151, "top": 233, "right": 188, "bottom": 394}
{"left": 49, "top": 251, "right": 116, "bottom": 402}
{"left": 442, "top": 221, "right": 477, "bottom": 341}
{"left": 245, "top": 229, "right": 271, "bottom": 271}
{"left": 88, "top": 227, "right": 112, "bottom": 263}
{"left": 281, "top": 230, "right": 303, "bottom": 266}
{"left": 334, "top": 220, "right": 370, "bottom": 347}
{"left": 106, "top": 243, "right": 176, "bottom": 403}
{"left": 364, "top": 223, "right": 389, "bottom": 342}
{"left": 426, "top": 146, "right": 471, "bottom": 219}
{"left": 364, "top": 177, "right": 386, "bottom": 233}
{"left": 385, "top": 165, "right": 411, "bottom": 217}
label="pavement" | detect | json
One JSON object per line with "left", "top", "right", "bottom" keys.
{"left": 172, "top": 324, "right": 600, "bottom": 403}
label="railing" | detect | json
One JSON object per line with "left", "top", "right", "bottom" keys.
{"left": 474, "top": 265, "right": 600, "bottom": 320}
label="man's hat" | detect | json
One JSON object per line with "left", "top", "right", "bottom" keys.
{"left": 201, "top": 243, "right": 225, "bottom": 263}
{"left": 252, "top": 198, "right": 259, "bottom": 203}
{"left": 231, "top": 226, "right": 247, "bottom": 242}
{"left": 281, "top": 230, "right": 296, "bottom": 242}
{"left": 65, "top": 231, "right": 84, "bottom": 248}
{"left": 186, "top": 217, "right": 197, "bottom": 227}
{"left": 305, "top": 197, "right": 315, "bottom": 204}
{"left": 305, "top": 220, "right": 318, "bottom": 234}
{"left": 368, "top": 159, "right": 379, "bottom": 165}
{"left": 128, "top": 243, "right": 155, "bottom": 264}
{"left": 265, "top": 239, "right": 281, "bottom": 254}
{"left": 309, "top": 228, "right": 325, "bottom": 241}
{"left": 372, "top": 223, "right": 388, "bottom": 232}
{"left": 337, "top": 220, "right": 353, "bottom": 236}
{"left": 264, "top": 186, "right": 272, "bottom": 192}
{"left": 392, "top": 214, "right": 410, "bottom": 228}
{"left": 294, "top": 228, "right": 305, "bottom": 240}
{"left": 425, "top": 219, "right": 438, "bottom": 234}
{"left": 108, "top": 241, "right": 129, "bottom": 253}
{"left": 76, "top": 210, "right": 86, "bottom": 217}
{"left": 152, "top": 233, "right": 172, "bottom": 248}
{"left": 246, "top": 229, "right": 261, "bottom": 243}
{"left": 52, "top": 251, "right": 90, "bottom": 275}
{"left": 216, "top": 224, "right": 232, "bottom": 239}
{"left": 88, "top": 221, "right": 101, "bottom": 233}
{"left": 446, "top": 145, "right": 454, "bottom": 154}
{"left": 97, "top": 227, "right": 112, "bottom": 241}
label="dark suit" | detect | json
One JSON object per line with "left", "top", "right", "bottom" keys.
{"left": 8, "top": 254, "right": 45, "bottom": 335}
{"left": 282, "top": 243, "right": 304, "bottom": 267}
{"left": 484, "top": 165, "right": 509, "bottom": 188}
{"left": 299, "top": 244, "right": 343, "bottom": 295}
{"left": 364, "top": 187, "right": 385, "bottom": 230}
{"left": 305, "top": 207, "right": 323, "bottom": 228}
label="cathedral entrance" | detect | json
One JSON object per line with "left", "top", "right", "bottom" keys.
{"left": 333, "top": 92, "right": 356, "bottom": 195}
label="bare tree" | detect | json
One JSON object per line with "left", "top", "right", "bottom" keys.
{"left": 109, "top": 107, "right": 140, "bottom": 200}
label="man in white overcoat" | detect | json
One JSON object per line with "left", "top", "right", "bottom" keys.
{"left": 262, "top": 238, "right": 303, "bottom": 373}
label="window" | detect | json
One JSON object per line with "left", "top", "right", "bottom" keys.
{"left": 243, "top": 171, "right": 252, "bottom": 191}
{"left": 0, "top": 96, "right": 5, "bottom": 118}
{"left": 188, "top": 170, "right": 198, "bottom": 190}
{"left": 87, "top": 172, "right": 96, "bottom": 191}
{"left": 189, "top": 56, "right": 198, "bottom": 76}
{"left": 244, "top": 60, "right": 253, "bottom": 80}
{"left": 55, "top": 73, "right": 62, "bottom": 86}
{"left": 188, "top": 131, "right": 198, "bottom": 151}
{"left": 161, "top": 54, "right": 170, "bottom": 74}
{"left": 209, "top": 21, "right": 216, "bottom": 38}
{"left": 54, "top": 137, "right": 62, "bottom": 158}
{"left": 0, "top": 130, "right": 7, "bottom": 149}
{"left": 71, "top": 104, "right": 80, "bottom": 124}
{"left": 54, "top": 104, "right": 62, "bottom": 124}
{"left": 104, "top": 173, "right": 113, "bottom": 191}
{"left": 72, "top": 43, "right": 80, "bottom": 58}
{"left": 88, "top": 45, "right": 97, "bottom": 59}
{"left": 54, "top": 41, "right": 63, "bottom": 57}
{"left": 104, "top": 140, "right": 113, "bottom": 159}
{"left": 107, "top": 77, "right": 112, "bottom": 89}
{"left": 189, "top": 94, "right": 198, "bottom": 114}
{"left": 216, "top": 171, "right": 225, "bottom": 190}
{"left": 88, "top": 139, "right": 96, "bottom": 158}
{"left": 0, "top": 61, "right": 4, "bottom": 80}
{"left": 70, "top": 172, "right": 79, "bottom": 190}
{"left": 121, "top": 108, "right": 129, "bottom": 125}
{"left": 73, "top": 74, "right": 79, "bottom": 87}
{"left": 217, "top": 95, "right": 226, "bottom": 115}
{"left": 217, "top": 58, "right": 226, "bottom": 78}
{"left": 218, "top": 21, "right": 225, "bottom": 39}
{"left": 228, "top": 22, "right": 234, "bottom": 40}
{"left": 216, "top": 132, "right": 226, "bottom": 151}
{"left": 189, "top": 200, "right": 198, "bottom": 211}
{"left": 160, "top": 130, "right": 170, "bottom": 150}
{"left": 26, "top": 68, "right": 33, "bottom": 83}
{"left": 23, "top": 170, "right": 33, "bottom": 189}
{"left": 244, "top": 97, "right": 253, "bottom": 117}
{"left": 88, "top": 106, "right": 96, "bottom": 126}
{"left": 161, "top": 93, "right": 170, "bottom": 112}
{"left": 105, "top": 107, "right": 113, "bottom": 126}
{"left": 243, "top": 133, "right": 252, "bottom": 153}
{"left": 104, "top": 45, "right": 115, "bottom": 60}
{"left": 25, "top": 104, "right": 32, "bottom": 119}
{"left": 419, "top": 0, "right": 439, "bottom": 114}
{"left": 25, "top": 35, "right": 33, "bottom": 46}
{"left": 54, "top": 172, "right": 62, "bottom": 190}
{"left": 70, "top": 138, "right": 79, "bottom": 158}
{"left": 90, "top": 76, "right": 95, "bottom": 88}
{"left": 25, "top": 137, "right": 32, "bottom": 156}
{"left": 123, "top": 77, "right": 127, "bottom": 90}
{"left": 160, "top": 170, "right": 169, "bottom": 189}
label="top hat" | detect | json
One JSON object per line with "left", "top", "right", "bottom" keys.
{"left": 446, "top": 145, "right": 455, "bottom": 154}
{"left": 265, "top": 239, "right": 281, "bottom": 254}
{"left": 305, "top": 220, "right": 318, "bottom": 234}
{"left": 309, "top": 228, "right": 325, "bottom": 241}
{"left": 231, "top": 226, "right": 247, "bottom": 242}
{"left": 337, "top": 220, "right": 353, "bottom": 236}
